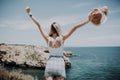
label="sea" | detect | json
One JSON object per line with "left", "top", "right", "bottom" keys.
{"left": 4, "top": 47, "right": 120, "bottom": 80}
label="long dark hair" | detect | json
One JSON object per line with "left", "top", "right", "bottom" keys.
{"left": 49, "top": 22, "right": 59, "bottom": 37}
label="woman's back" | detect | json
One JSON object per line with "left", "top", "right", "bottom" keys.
{"left": 48, "top": 35, "right": 64, "bottom": 57}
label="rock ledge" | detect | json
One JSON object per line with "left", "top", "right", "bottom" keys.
{"left": 0, "top": 43, "right": 71, "bottom": 69}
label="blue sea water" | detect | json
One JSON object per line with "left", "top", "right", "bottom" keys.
{"left": 22, "top": 47, "right": 120, "bottom": 80}
{"left": 65, "top": 47, "right": 120, "bottom": 80}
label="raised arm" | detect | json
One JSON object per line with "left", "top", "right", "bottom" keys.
{"left": 26, "top": 7, "right": 48, "bottom": 42}
{"left": 63, "top": 18, "right": 90, "bottom": 41}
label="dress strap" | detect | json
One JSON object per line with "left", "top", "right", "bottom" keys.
{"left": 47, "top": 37, "right": 52, "bottom": 46}
{"left": 59, "top": 35, "right": 64, "bottom": 46}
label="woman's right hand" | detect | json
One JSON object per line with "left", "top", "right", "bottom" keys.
{"left": 26, "top": 6, "right": 31, "bottom": 14}
{"left": 88, "top": 13, "right": 93, "bottom": 21}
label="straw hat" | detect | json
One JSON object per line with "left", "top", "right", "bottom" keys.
{"left": 89, "top": 6, "right": 108, "bottom": 25}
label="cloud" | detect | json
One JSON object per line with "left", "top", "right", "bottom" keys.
{"left": 37, "top": 15, "right": 84, "bottom": 33}
{"left": 71, "top": 2, "right": 94, "bottom": 8}
{"left": 85, "top": 35, "right": 120, "bottom": 46}
{"left": 0, "top": 19, "right": 35, "bottom": 30}
{"left": 83, "top": 36, "right": 120, "bottom": 42}
{"left": 65, "top": 35, "right": 120, "bottom": 47}
{"left": 48, "top": 15, "right": 81, "bottom": 26}
{"left": 0, "top": 14, "right": 83, "bottom": 31}
{"left": 25, "top": 0, "right": 29, "bottom": 1}
{"left": 110, "top": 9, "right": 120, "bottom": 14}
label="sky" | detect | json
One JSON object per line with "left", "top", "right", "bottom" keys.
{"left": 0, "top": 0, "right": 120, "bottom": 47}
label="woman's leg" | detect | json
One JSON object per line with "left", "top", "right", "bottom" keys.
{"left": 45, "top": 76, "right": 53, "bottom": 80}
{"left": 56, "top": 77, "right": 64, "bottom": 80}
{"left": 60, "top": 78, "right": 64, "bottom": 80}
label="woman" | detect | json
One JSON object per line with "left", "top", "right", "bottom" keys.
{"left": 25, "top": 7, "right": 98, "bottom": 80}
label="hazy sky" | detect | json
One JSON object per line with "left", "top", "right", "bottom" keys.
{"left": 0, "top": 0, "right": 120, "bottom": 47}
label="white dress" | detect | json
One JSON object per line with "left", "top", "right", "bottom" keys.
{"left": 44, "top": 36, "right": 66, "bottom": 78}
